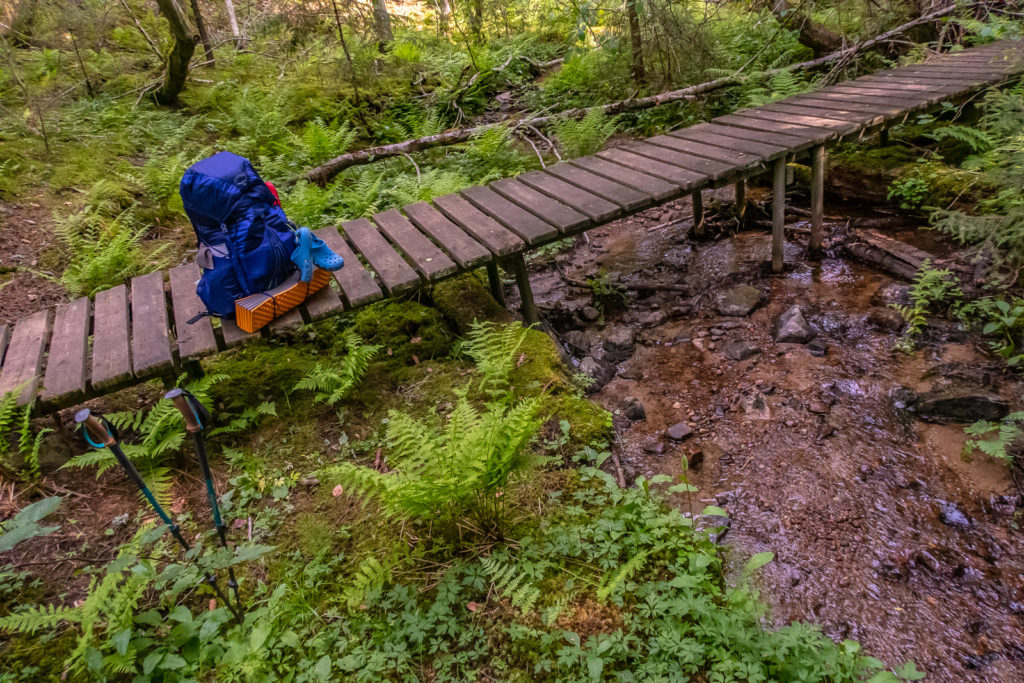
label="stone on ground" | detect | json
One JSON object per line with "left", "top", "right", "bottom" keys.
{"left": 714, "top": 285, "right": 766, "bottom": 317}
{"left": 722, "top": 339, "right": 760, "bottom": 361}
{"left": 774, "top": 305, "right": 817, "bottom": 344}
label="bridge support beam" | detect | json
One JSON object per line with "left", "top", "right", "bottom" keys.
{"left": 733, "top": 179, "right": 746, "bottom": 221}
{"left": 772, "top": 157, "right": 786, "bottom": 272}
{"left": 691, "top": 190, "right": 704, "bottom": 236}
{"left": 509, "top": 255, "right": 539, "bottom": 324}
{"left": 809, "top": 145, "right": 826, "bottom": 257}
{"left": 486, "top": 261, "right": 506, "bottom": 307}
{"left": 879, "top": 127, "right": 889, "bottom": 147}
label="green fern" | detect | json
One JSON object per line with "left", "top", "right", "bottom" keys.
{"left": 481, "top": 555, "right": 541, "bottom": 614}
{"left": 293, "top": 331, "right": 380, "bottom": 405}
{"left": 964, "top": 409, "right": 1024, "bottom": 465}
{"left": 597, "top": 545, "right": 660, "bottom": 603}
{"left": 927, "top": 125, "right": 995, "bottom": 154}
{"left": 742, "top": 69, "right": 813, "bottom": 108}
{"left": 297, "top": 118, "right": 358, "bottom": 166}
{"left": 18, "top": 400, "right": 51, "bottom": 480}
{"left": 552, "top": 110, "right": 619, "bottom": 158}
{"left": 462, "top": 321, "right": 530, "bottom": 395}
{"left": 342, "top": 555, "right": 392, "bottom": 611}
{"left": 892, "top": 261, "right": 963, "bottom": 352}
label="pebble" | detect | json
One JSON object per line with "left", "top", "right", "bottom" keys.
{"left": 642, "top": 441, "right": 665, "bottom": 455}
{"left": 666, "top": 422, "right": 694, "bottom": 441}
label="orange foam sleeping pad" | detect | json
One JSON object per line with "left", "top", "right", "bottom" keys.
{"left": 234, "top": 268, "right": 332, "bottom": 333}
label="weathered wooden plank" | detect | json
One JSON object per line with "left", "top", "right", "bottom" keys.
{"left": 645, "top": 135, "right": 763, "bottom": 172}
{"left": 694, "top": 121, "right": 815, "bottom": 152}
{"left": 315, "top": 226, "right": 383, "bottom": 307}
{"left": 869, "top": 67, "right": 1002, "bottom": 82}
{"left": 91, "top": 285, "right": 133, "bottom": 390}
{"left": 402, "top": 202, "right": 492, "bottom": 268}
{"left": 621, "top": 140, "right": 740, "bottom": 181}
{"left": 220, "top": 319, "right": 254, "bottom": 348}
{"left": 168, "top": 263, "right": 218, "bottom": 361}
{"left": 343, "top": 218, "right": 422, "bottom": 295}
{"left": 787, "top": 90, "right": 927, "bottom": 114}
{"left": 543, "top": 163, "right": 651, "bottom": 211}
{"left": 712, "top": 113, "right": 838, "bottom": 145}
{"left": 0, "top": 310, "right": 52, "bottom": 405}
{"left": 433, "top": 193, "right": 525, "bottom": 256}
{"left": 730, "top": 109, "right": 859, "bottom": 135}
{"left": 822, "top": 84, "right": 936, "bottom": 104}
{"left": 853, "top": 78, "right": 968, "bottom": 95}
{"left": 373, "top": 209, "right": 458, "bottom": 279}
{"left": 269, "top": 308, "right": 304, "bottom": 334}
{"left": 301, "top": 282, "right": 345, "bottom": 321}
{"left": 488, "top": 178, "right": 591, "bottom": 234}
{"left": 517, "top": 170, "right": 621, "bottom": 222}
{"left": 131, "top": 271, "right": 174, "bottom": 379}
{"left": 460, "top": 185, "right": 560, "bottom": 244}
{"left": 780, "top": 94, "right": 901, "bottom": 118}
{"left": 671, "top": 125, "right": 789, "bottom": 160}
{"left": 41, "top": 297, "right": 90, "bottom": 405}
{"left": 595, "top": 148, "right": 707, "bottom": 189}
{"left": 759, "top": 102, "right": 882, "bottom": 127}
{"left": 569, "top": 156, "right": 679, "bottom": 201}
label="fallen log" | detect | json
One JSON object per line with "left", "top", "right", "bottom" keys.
{"left": 844, "top": 229, "right": 938, "bottom": 281}
{"left": 303, "top": 7, "right": 959, "bottom": 185}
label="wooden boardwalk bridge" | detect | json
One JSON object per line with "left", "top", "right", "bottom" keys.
{"left": 3, "top": 40, "right": 1023, "bottom": 411}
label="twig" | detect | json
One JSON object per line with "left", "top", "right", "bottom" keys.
{"left": 401, "top": 152, "right": 421, "bottom": 181}
{"left": 522, "top": 134, "right": 546, "bottom": 168}
{"left": 118, "top": 0, "right": 163, "bottom": 61}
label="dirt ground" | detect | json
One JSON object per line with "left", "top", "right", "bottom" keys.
{"left": 0, "top": 199, "right": 68, "bottom": 326}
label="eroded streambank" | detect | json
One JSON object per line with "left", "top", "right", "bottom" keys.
{"left": 518, "top": 187, "right": 1024, "bottom": 681}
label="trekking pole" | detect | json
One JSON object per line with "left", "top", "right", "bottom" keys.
{"left": 164, "top": 388, "right": 244, "bottom": 620}
{"left": 74, "top": 409, "right": 242, "bottom": 624}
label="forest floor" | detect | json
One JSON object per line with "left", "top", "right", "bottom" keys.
{"left": 514, "top": 184, "right": 1024, "bottom": 682}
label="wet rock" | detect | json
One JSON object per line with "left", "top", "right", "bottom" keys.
{"left": 740, "top": 391, "right": 772, "bottom": 420}
{"left": 871, "top": 281, "right": 912, "bottom": 307}
{"left": 642, "top": 440, "right": 665, "bottom": 455}
{"left": 36, "top": 432, "right": 72, "bottom": 472}
{"left": 602, "top": 327, "right": 636, "bottom": 363}
{"left": 806, "top": 339, "right": 828, "bottom": 357}
{"left": 637, "top": 311, "right": 666, "bottom": 327}
{"left": 618, "top": 366, "right": 644, "bottom": 380}
{"left": 579, "top": 356, "right": 615, "bottom": 392}
{"left": 867, "top": 306, "right": 905, "bottom": 333}
{"left": 939, "top": 501, "right": 972, "bottom": 528}
{"left": 668, "top": 304, "right": 692, "bottom": 318}
{"left": 914, "top": 387, "right": 1010, "bottom": 422}
{"left": 563, "top": 330, "right": 589, "bottom": 355}
{"left": 580, "top": 305, "right": 601, "bottom": 322}
{"left": 620, "top": 463, "right": 638, "bottom": 487}
{"left": 714, "top": 285, "right": 766, "bottom": 317}
{"left": 722, "top": 339, "right": 760, "bottom": 361}
{"left": 688, "top": 445, "right": 706, "bottom": 468}
{"left": 622, "top": 397, "right": 646, "bottom": 421}
{"left": 774, "top": 305, "right": 817, "bottom": 344}
{"left": 665, "top": 422, "right": 693, "bottom": 441}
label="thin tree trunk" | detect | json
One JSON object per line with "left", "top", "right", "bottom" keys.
{"left": 436, "top": 0, "right": 450, "bottom": 36}
{"left": 470, "top": 0, "right": 483, "bottom": 42}
{"left": 118, "top": 0, "right": 163, "bottom": 60}
{"left": 371, "top": 0, "right": 393, "bottom": 50}
{"left": 224, "top": 0, "right": 243, "bottom": 48}
{"left": 189, "top": 0, "right": 215, "bottom": 66}
{"left": 331, "top": 0, "right": 363, "bottom": 105}
{"left": 68, "top": 27, "right": 94, "bottom": 97}
{"left": 154, "top": 0, "right": 199, "bottom": 104}
{"left": 625, "top": 0, "right": 645, "bottom": 83}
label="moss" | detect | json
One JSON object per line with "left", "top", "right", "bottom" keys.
{"left": 508, "top": 328, "right": 568, "bottom": 397}
{"left": 831, "top": 142, "right": 918, "bottom": 176}
{"left": 431, "top": 272, "right": 512, "bottom": 333}
{"left": 292, "top": 511, "right": 348, "bottom": 556}
{"left": 204, "top": 341, "right": 318, "bottom": 405}
{"left": 352, "top": 300, "right": 454, "bottom": 365}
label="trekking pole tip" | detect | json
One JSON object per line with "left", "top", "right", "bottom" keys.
{"left": 74, "top": 409, "right": 116, "bottom": 448}
{"left": 165, "top": 388, "right": 202, "bottom": 433}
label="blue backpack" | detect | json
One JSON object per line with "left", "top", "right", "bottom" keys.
{"left": 180, "top": 152, "right": 297, "bottom": 318}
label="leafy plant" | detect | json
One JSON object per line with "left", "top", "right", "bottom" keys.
{"left": 0, "top": 496, "right": 62, "bottom": 553}
{"left": 552, "top": 109, "right": 619, "bottom": 158}
{"left": 586, "top": 270, "right": 626, "bottom": 324}
{"left": 964, "top": 409, "right": 1024, "bottom": 465}
{"left": 293, "top": 331, "right": 380, "bottom": 405}
{"left": 481, "top": 554, "right": 542, "bottom": 614}
{"left": 892, "top": 261, "right": 963, "bottom": 352}
{"left": 462, "top": 321, "right": 530, "bottom": 395}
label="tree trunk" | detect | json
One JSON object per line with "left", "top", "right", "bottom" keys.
{"left": 372, "top": 0, "right": 393, "bottom": 51}
{"left": 7, "top": 0, "right": 39, "bottom": 48}
{"left": 625, "top": 0, "right": 645, "bottom": 83}
{"left": 188, "top": 0, "right": 215, "bottom": 65}
{"left": 436, "top": 0, "right": 450, "bottom": 36}
{"left": 470, "top": 0, "right": 483, "bottom": 42}
{"left": 768, "top": 0, "right": 843, "bottom": 57}
{"left": 155, "top": 0, "right": 199, "bottom": 104}
{"left": 224, "top": 0, "right": 243, "bottom": 48}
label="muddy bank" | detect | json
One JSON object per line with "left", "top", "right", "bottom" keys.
{"left": 522, "top": 188, "right": 1024, "bottom": 682}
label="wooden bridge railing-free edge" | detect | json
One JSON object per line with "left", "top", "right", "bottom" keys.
{"left": 2, "top": 41, "right": 1023, "bottom": 412}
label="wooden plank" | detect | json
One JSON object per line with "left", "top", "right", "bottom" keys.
{"left": 822, "top": 84, "right": 936, "bottom": 103}
{"left": 131, "top": 271, "right": 174, "bottom": 379}
{"left": 869, "top": 67, "right": 1001, "bottom": 81}
{"left": 760, "top": 102, "right": 883, "bottom": 126}
{"left": 220, "top": 319, "right": 254, "bottom": 348}
{"left": 343, "top": 218, "right": 422, "bottom": 295}
{"left": 433, "top": 193, "right": 524, "bottom": 256}
{"left": 696, "top": 120, "right": 817, "bottom": 151}
{"left": 460, "top": 185, "right": 560, "bottom": 244}
{"left": 543, "top": 163, "right": 651, "bottom": 211}
{"left": 269, "top": 308, "right": 304, "bottom": 334}
{"left": 730, "top": 108, "right": 859, "bottom": 135}
{"left": 787, "top": 90, "right": 928, "bottom": 114}
{"left": 595, "top": 147, "right": 707, "bottom": 189}
{"left": 41, "top": 297, "right": 90, "bottom": 405}
{"left": 645, "top": 134, "right": 763, "bottom": 172}
{"left": 488, "top": 178, "right": 591, "bottom": 233}
{"left": 402, "top": 202, "right": 492, "bottom": 268}
{"left": 168, "top": 263, "right": 218, "bottom": 361}
{"left": 516, "top": 170, "right": 621, "bottom": 222}
{"left": 373, "top": 209, "right": 458, "bottom": 279}
{"left": 301, "top": 283, "right": 345, "bottom": 321}
{"left": 671, "top": 125, "right": 789, "bottom": 160}
{"left": 780, "top": 94, "right": 902, "bottom": 118}
{"left": 0, "top": 310, "right": 52, "bottom": 405}
{"left": 620, "top": 140, "right": 740, "bottom": 181}
{"left": 712, "top": 113, "right": 839, "bottom": 145}
{"left": 91, "top": 285, "right": 132, "bottom": 390}
{"left": 853, "top": 78, "right": 967, "bottom": 94}
{"left": 569, "top": 156, "right": 678, "bottom": 201}
{"left": 315, "top": 226, "right": 383, "bottom": 307}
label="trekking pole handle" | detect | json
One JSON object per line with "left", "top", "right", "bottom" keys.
{"left": 74, "top": 409, "right": 116, "bottom": 448}
{"left": 165, "top": 388, "right": 202, "bottom": 433}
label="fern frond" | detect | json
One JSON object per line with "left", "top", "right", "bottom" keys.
{"left": 0, "top": 603, "right": 79, "bottom": 634}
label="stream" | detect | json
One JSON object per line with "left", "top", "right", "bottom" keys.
{"left": 524, "top": 188, "right": 1024, "bottom": 681}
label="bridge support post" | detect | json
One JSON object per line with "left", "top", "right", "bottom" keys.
{"left": 772, "top": 156, "right": 786, "bottom": 272}
{"left": 879, "top": 127, "right": 889, "bottom": 147}
{"left": 509, "top": 255, "right": 539, "bottom": 324}
{"left": 691, "top": 190, "right": 704, "bottom": 236}
{"left": 733, "top": 179, "right": 746, "bottom": 221}
{"left": 486, "top": 261, "right": 506, "bottom": 307}
{"left": 809, "top": 145, "right": 826, "bottom": 257}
